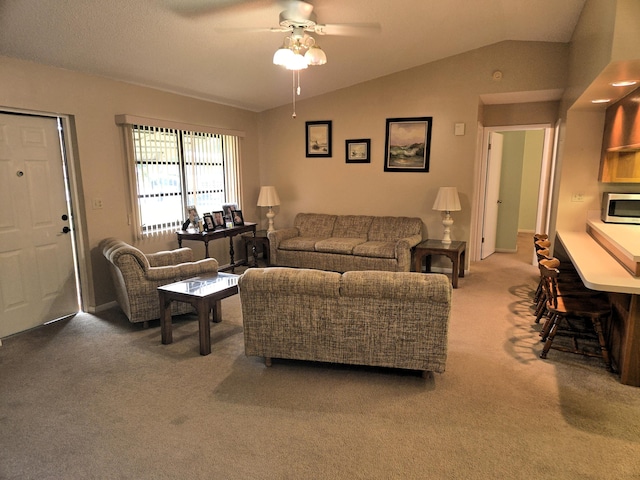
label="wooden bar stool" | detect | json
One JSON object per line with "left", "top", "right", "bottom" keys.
{"left": 537, "top": 261, "right": 614, "bottom": 372}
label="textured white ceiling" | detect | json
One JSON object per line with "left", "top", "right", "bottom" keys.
{"left": 0, "top": 0, "right": 586, "bottom": 111}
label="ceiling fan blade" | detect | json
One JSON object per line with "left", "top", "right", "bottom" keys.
{"left": 213, "top": 25, "right": 291, "bottom": 34}
{"left": 313, "top": 23, "right": 382, "bottom": 36}
{"left": 159, "top": 0, "right": 265, "bottom": 17}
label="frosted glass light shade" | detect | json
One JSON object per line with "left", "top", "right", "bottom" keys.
{"left": 304, "top": 46, "right": 327, "bottom": 66}
{"left": 273, "top": 47, "right": 295, "bottom": 66}
{"left": 285, "top": 52, "right": 309, "bottom": 70}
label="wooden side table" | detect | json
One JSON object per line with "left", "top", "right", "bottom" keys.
{"left": 242, "top": 230, "right": 270, "bottom": 266}
{"left": 414, "top": 239, "right": 466, "bottom": 288}
{"left": 176, "top": 222, "right": 257, "bottom": 272}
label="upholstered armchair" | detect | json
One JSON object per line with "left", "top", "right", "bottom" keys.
{"left": 101, "top": 238, "right": 218, "bottom": 326}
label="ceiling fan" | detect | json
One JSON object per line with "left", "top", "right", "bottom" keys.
{"left": 162, "top": 0, "right": 381, "bottom": 117}
{"left": 162, "top": 0, "right": 382, "bottom": 37}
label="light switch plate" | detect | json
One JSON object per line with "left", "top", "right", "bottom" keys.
{"left": 454, "top": 123, "right": 465, "bottom": 136}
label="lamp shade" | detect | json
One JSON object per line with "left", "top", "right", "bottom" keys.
{"left": 304, "top": 45, "right": 327, "bottom": 66}
{"left": 432, "top": 187, "right": 461, "bottom": 212}
{"left": 257, "top": 186, "right": 281, "bottom": 207}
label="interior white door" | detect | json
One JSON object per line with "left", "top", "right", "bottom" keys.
{"left": 0, "top": 113, "right": 78, "bottom": 338}
{"left": 481, "top": 132, "right": 504, "bottom": 259}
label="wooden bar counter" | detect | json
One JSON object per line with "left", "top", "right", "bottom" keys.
{"left": 556, "top": 227, "right": 640, "bottom": 387}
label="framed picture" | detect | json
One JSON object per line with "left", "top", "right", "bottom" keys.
{"left": 384, "top": 117, "right": 432, "bottom": 172}
{"left": 202, "top": 213, "right": 215, "bottom": 231}
{"left": 222, "top": 203, "right": 238, "bottom": 220}
{"left": 306, "top": 120, "right": 332, "bottom": 157}
{"left": 212, "top": 211, "right": 226, "bottom": 228}
{"left": 232, "top": 209, "right": 245, "bottom": 226}
{"left": 185, "top": 205, "right": 200, "bottom": 223}
{"left": 345, "top": 139, "right": 371, "bottom": 163}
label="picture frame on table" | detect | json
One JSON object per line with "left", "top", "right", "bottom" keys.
{"left": 203, "top": 214, "right": 215, "bottom": 232}
{"left": 305, "top": 120, "right": 332, "bottom": 157}
{"left": 222, "top": 203, "right": 238, "bottom": 221}
{"left": 232, "top": 210, "right": 245, "bottom": 226}
{"left": 212, "top": 211, "right": 226, "bottom": 228}
{"left": 345, "top": 139, "right": 371, "bottom": 163}
{"left": 384, "top": 117, "right": 432, "bottom": 173}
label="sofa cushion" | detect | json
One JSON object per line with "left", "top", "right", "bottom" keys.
{"left": 332, "top": 215, "right": 374, "bottom": 238}
{"left": 294, "top": 213, "right": 337, "bottom": 237}
{"left": 352, "top": 241, "right": 396, "bottom": 259}
{"left": 315, "top": 237, "right": 367, "bottom": 255}
{"left": 279, "top": 237, "right": 321, "bottom": 252}
{"left": 368, "top": 216, "right": 422, "bottom": 241}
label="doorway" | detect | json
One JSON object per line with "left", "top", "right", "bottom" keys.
{"left": 473, "top": 123, "right": 557, "bottom": 264}
{"left": 0, "top": 111, "right": 83, "bottom": 338}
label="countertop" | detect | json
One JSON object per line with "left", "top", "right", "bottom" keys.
{"left": 557, "top": 228, "right": 640, "bottom": 294}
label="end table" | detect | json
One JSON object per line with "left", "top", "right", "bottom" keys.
{"left": 414, "top": 239, "right": 466, "bottom": 288}
{"left": 242, "top": 230, "right": 270, "bottom": 266}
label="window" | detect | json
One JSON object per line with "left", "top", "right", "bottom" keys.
{"left": 117, "top": 116, "right": 243, "bottom": 238}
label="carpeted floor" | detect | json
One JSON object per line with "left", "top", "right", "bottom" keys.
{"left": 1, "top": 236, "right": 639, "bottom": 479}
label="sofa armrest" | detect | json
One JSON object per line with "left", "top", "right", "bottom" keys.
{"left": 267, "top": 228, "right": 299, "bottom": 264}
{"left": 395, "top": 233, "right": 423, "bottom": 270}
{"left": 147, "top": 247, "right": 194, "bottom": 267}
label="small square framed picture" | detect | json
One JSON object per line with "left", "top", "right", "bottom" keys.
{"left": 232, "top": 210, "right": 245, "bottom": 226}
{"left": 345, "top": 139, "right": 371, "bottom": 163}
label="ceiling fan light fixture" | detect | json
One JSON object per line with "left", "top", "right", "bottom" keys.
{"left": 273, "top": 46, "right": 295, "bottom": 66}
{"left": 285, "top": 52, "right": 309, "bottom": 70}
{"left": 304, "top": 45, "right": 327, "bottom": 66}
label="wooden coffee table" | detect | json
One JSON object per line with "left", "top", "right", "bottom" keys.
{"left": 158, "top": 273, "right": 239, "bottom": 355}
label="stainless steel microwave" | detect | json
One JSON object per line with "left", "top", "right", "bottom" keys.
{"left": 601, "top": 192, "right": 640, "bottom": 224}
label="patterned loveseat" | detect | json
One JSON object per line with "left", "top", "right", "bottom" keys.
{"left": 101, "top": 238, "right": 218, "bottom": 326}
{"left": 239, "top": 267, "right": 451, "bottom": 376}
{"left": 268, "top": 213, "right": 423, "bottom": 272}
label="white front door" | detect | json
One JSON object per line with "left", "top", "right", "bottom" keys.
{"left": 481, "top": 132, "right": 504, "bottom": 259}
{"left": 0, "top": 113, "right": 78, "bottom": 338}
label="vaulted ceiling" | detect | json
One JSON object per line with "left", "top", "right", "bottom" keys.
{"left": 0, "top": 0, "right": 586, "bottom": 112}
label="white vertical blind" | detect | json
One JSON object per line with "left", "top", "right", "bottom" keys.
{"left": 125, "top": 123, "right": 242, "bottom": 238}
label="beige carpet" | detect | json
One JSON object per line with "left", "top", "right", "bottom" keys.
{"left": 1, "top": 238, "right": 640, "bottom": 479}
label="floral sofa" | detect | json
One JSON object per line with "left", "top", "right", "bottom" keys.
{"left": 239, "top": 267, "right": 451, "bottom": 376}
{"left": 267, "top": 213, "right": 423, "bottom": 272}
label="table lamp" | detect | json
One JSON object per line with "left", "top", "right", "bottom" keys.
{"left": 257, "top": 186, "right": 281, "bottom": 233}
{"left": 432, "top": 187, "right": 461, "bottom": 244}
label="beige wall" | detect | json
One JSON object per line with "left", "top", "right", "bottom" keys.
{"left": 0, "top": 55, "right": 261, "bottom": 308}
{"left": 257, "top": 41, "right": 569, "bottom": 249}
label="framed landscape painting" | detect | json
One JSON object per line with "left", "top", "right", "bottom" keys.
{"left": 345, "top": 139, "right": 370, "bottom": 163}
{"left": 306, "top": 120, "right": 332, "bottom": 157}
{"left": 384, "top": 117, "right": 432, "bottom": 172}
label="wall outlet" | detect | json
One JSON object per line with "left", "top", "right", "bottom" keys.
{"left": 92, "top": 198, "right": 104, "bottom": 209}
{"left": 571, "top": 193, "right": 585, "bottom": 202}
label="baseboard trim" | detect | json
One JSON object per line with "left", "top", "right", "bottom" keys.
{"left": 88, "top": 301, "right": 118, "bottom": 314}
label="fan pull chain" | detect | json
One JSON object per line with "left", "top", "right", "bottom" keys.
{"left": 291, "top": 70, "right": 296, "bottom": 118}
